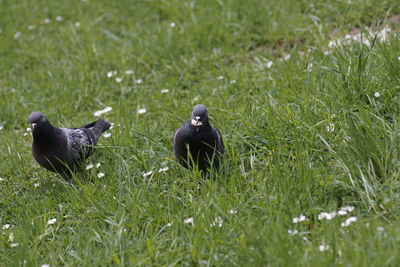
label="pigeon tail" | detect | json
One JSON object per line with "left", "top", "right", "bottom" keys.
{"left": 83, "top": 119, "right": 111, "bottom": 138}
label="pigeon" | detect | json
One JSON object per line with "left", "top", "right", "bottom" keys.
{"left": 28, "top": 111, "right": 111, "bottom": 178}
{"left": 173, "top": 104, "right": 225, "bottom": 172}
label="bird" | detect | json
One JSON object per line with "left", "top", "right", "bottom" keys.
{"left": 28, "top": 111, "right": 111, "bottom": 178}
{"left": 173, "top": 104, "right": 224, "bottom": 173}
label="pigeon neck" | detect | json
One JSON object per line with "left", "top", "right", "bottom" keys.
{"left": 32, "top": 122, "right": 59, "bottom": 144}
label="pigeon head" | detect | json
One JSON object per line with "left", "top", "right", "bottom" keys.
{"left": 190, "top": 104, "right": 209, "bottom": 127}
{"left": 28, "top": 111, "right": 48, "bottom": 130}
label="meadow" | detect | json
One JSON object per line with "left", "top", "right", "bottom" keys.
{"left": 1, "top": 0, "right": 400, "bottom": 265}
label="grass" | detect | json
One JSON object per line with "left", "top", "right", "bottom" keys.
{"left": 1, "top": 0, "right": 400, "bottom": 265}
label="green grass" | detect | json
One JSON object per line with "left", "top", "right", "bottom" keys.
{"left": 1, "top": 0, "right": 400, "bottom": 265}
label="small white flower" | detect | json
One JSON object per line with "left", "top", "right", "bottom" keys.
{"left": 143, "top": 170, "right": 153, "bottom": 177}
{"left": 137, "top": 108, "right": 147, "bottom": 114}
{"left": 75, "top": 22, "right": 81, "bottom": 27}
{"left": 288, "top": 229, "right": 298, "bottom": 235}
{"left": 284, "top": 54, "right": 291, "bottom": 61}
{"left": 210, "top": 217, "right": 223, "bottom": 227}
{"left": 47, "top": 218, "right": 57, "bottom": 225}
{"left": 166, "top": 222, "right": 173, "bottom": 227}
{"left": 374, "top": 92, "right": 380, "bottom": 98}
{"left": 340, "top": 206, "right": 354, "bottom": 212}
{"left": 292, "top": 215, "right": 306, "bottom": 223}
{"left": 95, "top": 163, "right": 101, "bottom": 168}
{"left": 170, "top": 22, "right": 176, "bottom": 28}
{"left": 23, "top": 132, "right": 28, "bottom": 137}
{"left": 324, "top": 50, "right": 332, "bottom": 56}
{"left": 377, "top": 226, "right": 384, "bottom": 232}
{"left": 328, "top": 40, "right": 339, "bottom": 48}
{"left": 338, "top": 210, "right": 347, "bottom": 216}
{"left": 326, "top": 123, "right": 335, "bottom": 133}
{"left": 228, "top": 209, "right": 238, "bottom": 214}
{"left": 184, "top": 217, "right": 194, "bottom": 225}
{"left": 217, "top": 76, "right": 224, "bottom": 80}
{"left": 107, "top": 70, "right": 117, "bottom": 78}
{"left": 103, "top": 132, "right": 111, "bottom": 138}
{"left": 115, "top": 77, "right": 123, "bottom": 83}
{"left": 27, "top": 25, "right": 36, "bottom": 30}
{"left": 135, "top": 79, "right": 142, "bottom": 84}
{"left": 34, "top": 183, "right": 40, "bottom": 187}
{"left": 161, "top": 89, "right": 169, "bottom": 93}
{"left": 109, "top": 123, "right": 115, "bottom": 129}
{"left": 8, "top": 232, "right": 14, "bottom": 241}
{"left": 158, "top": 167, "right": 169, "bottom": 173}
{"left": 14, "top": 31, "right": 21, "bottom": 39}
{"left": 3, "top": 224, "right": 10, "bottom": 230}
{"left": 0, "top": 125, "right": 3, "bottom": 131}
{"left": 86, "top": 164, "right": 93, "bottom": 170}
{"left": 0, "top": 178, "right": 4, "bottom": 181}
{"left": 56, "top": 16, "right": 63, "bottom": 21}
{"left": 319, "top": 244, "right": 329, "bottom": 252}
{"left": 341, "top": 216, "right": 357, "bottom": 227}
{"left": 97, "top": 172, "right": 105, "bottom": 178}
{"left": 229, "top": 80, "right": 236, "bottom": 84}
{"left": 94, "top": 106, "right": 112, "bottom": 117}
{"left": 43, "top": 18, "right": 50, "bottom": 24}
{"left": 318, "top": 212, "right": 336, "bottom": 220}
{"left": 26, "top": 127, "right": 32, "bottom": 132}
{"left": 125, "top": 70, "right": 134, "bottom": 75}
{"left": 398, "top": 56, "right": 400, "bottom": 61}
{"left": 41, "top": 264, "right": 50, "bottom": 267}
{"left": 10, "top": 243, "right": 19, "bottom": 248}
{"left": 266, "top": 61, "right": 273, "bottom": 68}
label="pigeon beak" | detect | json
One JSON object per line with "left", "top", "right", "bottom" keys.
{"left": 191, "top": 116, "right": 203, "bottom": 127}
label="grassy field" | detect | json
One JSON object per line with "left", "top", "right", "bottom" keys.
{"left": 1, "top": 0, "right": 400, "bottom": 265}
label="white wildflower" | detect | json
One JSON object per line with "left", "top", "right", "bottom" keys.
{"left": 341, "top": 216, "right": 357, "bottom": 227}
{"left": 26, "top": 127, "right": 32, "bottom": 132}
{"left": 143, "top": 170, "right": 153, "bottom": 177}
{"left": 266, "top": 61, "right": 273, "bottom": 68}
{"left": 318, "top": 212, "right": 336, "bottom": 220}
{"left": 374, "top": 92, "right": 380, "bottom": 98}
{"left": 97, "top": 172, "right": 105, "bottom": 178}
{"left": 94, "top": 106, "right": 112, "bottom": 117}
{"left": 8, "top": 232, "right": 14, "bottom": 241}
{"left": 377, "top": 27, "right": 391, "bottom": 42}
{"left": 3, "top": 224, "right": 10, "bottom": 230}
{"left": 166, "top": 222, "right": 173, "bottom": 227}
{"left": 377, "top": 226, "right": 384, "bottom": 232}
{"left": 41, "top": 264, "right": 50, "bottom": 267}
{"left": 134, "top": 79, "right": 142, "bottom": 84}
{"left": 103, "top": 132, "right": 111, "bottom": 138}
{"left": 43, "top": 18, "right": 50, "bottom": 24}
{"left": 56, "top": 16, "right": 63, "bottom": 21}
{"left": 324, "top": 50, "right": 332, "bottom": 56}
{"left": 125, "top": 70, "right": 134, "bottom": 75}
{"left": 210, "top": 217, "right": 223, "bottom": 227}
{"left": 47, "top": 218, "right": 57, "bottom": 225}
{"left": 10, "top": 243, "right": 19, "bottom": 248}
{"left": 86, "top": 164, "right": 93, "bottom": 170}
{"left": 288, "top": 229, "right": 298, "bottom": 235}
{"left": 228, "top": 209, "right": 238, "bottom": 214}
{"left": 75, "top": 22, "right": 80, "bottom": 28}
{"left": 23, "top": 132, "right": 28, "bottom": 137}
{"left": 137, "top": 108, "right": 147, "bottom": 114}
{"left": 34, "top": 183, "right": 40, "bottom": 187}
{"left": 158, "top": 167, "right": 169, "bottom": 173}
{"left": 115, "top": 77, "right": 122, "bottom": 83}
{"left": 0, "top": 125, "right": 3, "bottom": 131}
{"left": 27, "top": 25, "right": 36, "bottom": 30}
{"left": 0, "top": 178, "right": 4, "bottom": 181}
{"left": 340, "top": 206, "right": 354, "bottom": 212}
{"left": 184, "top": 217, "right": 194, "bottom": 225}
{"left": 319, "top": 244, "right": 329, "bottom": 252}
{"left": 217, "top": 76, "right": 224, "bottom": 80}
{"left": 326, "top": 123, "right": 335, "bottom": 133}
{"left": 338, "top": 210, "right": 347, "bottom": 216}
{"left": 170, "top": 22, "right": 176, "bottom": 28}
{"left": 229, "top": 80, "right": 236, "bottom": 84}
{"left": 161, "top": 89, "right": 169, "bottom": 93}
{"left": 292, "top": 215, "right": 306, "bottom": 223}
{"left": 107, "top": 70, "right": 117, "bottom": 78}
{"left": 283, "top": 54, "right": 291, "bottom": 61}
{"left": 306, "top": 63, "right": 313, "bottom": 72}
{"left": 95, "top": 163, "right": 101, "bottom": 168}
{"left": 14, "top": 32, "right": 21, "bottom": 39}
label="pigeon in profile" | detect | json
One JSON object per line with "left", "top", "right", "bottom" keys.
{"left": 173, "top": 104, "right": 224, "bottom": 173}
{"left": 28, "top": 111, "right": 111, "bottom": 178}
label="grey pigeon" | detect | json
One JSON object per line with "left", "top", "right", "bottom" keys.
{"left": 173, "top": 104, "right": 224, "bottom": 172}
{"left": 28, "top": 111, "right": 111, "bottom": 177}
